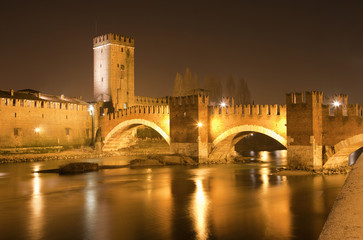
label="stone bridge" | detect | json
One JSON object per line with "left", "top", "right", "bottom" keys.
{"left": 97, "top": 91, "right": 363, "bottom": 169}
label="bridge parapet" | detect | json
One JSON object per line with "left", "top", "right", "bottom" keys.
{"left": 210, "top": 104, "right": 286, "bottom": 116}
{"left": 134, "top": 96, "right": 169, "bottom": 106}
{"left": 323, "top": 104, "right": 363, "bottom": 117}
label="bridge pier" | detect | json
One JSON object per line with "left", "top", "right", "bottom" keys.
{"left": 169, "top": 94, "right": 210, "bottom": 163}
{"left": 286, "top": 91, "right": 324, "bottom": 169}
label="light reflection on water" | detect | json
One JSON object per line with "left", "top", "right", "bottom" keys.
{"left": 30, "top": 165, "right": 43, "bottom": 240}
{"left": 192, "top": 172, "right": 210, "bottom": 240}
{"left": 0, "top": 150, "right": 346, "bottom": 240}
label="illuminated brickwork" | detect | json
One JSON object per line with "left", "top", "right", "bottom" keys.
{"left": 0, "top": 90, "right": 92, "bottom": 148}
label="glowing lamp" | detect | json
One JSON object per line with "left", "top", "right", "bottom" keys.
{"left": 197, "top": 122, "right": 203, "bottom": 128}
{"left": 35, "top": 128, "right": 40, "bottom": 133}
{"left": 333, "top": 101, "right": 340, "bottom": 107}
{"left": 220, "top": 102, "right": 226, "bottom": 107}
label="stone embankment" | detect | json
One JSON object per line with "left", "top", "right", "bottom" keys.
{"left": 319, "top": 155, "right": 363, "bottom": 239}
{"left": 0, "top": 148, "right": 106, "bottom": 164}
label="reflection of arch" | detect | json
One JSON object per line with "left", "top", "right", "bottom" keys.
{"left": 324, "top": 134, "right": 363, "bottom": 168}
{"left": 209, "top": 125, "right": 287, "bottom": 160}
{"left": 103, "top": 119, "right": 170, "bottom": 151}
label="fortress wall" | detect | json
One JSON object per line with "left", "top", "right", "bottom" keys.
{"left": 0, "top": 97, "right": 92, "bottom": 148}
{"left": 322, "top": 105, "right": 363, "bottom": 146}
{"left": 209, "top": 104, "right": 287, "bottom": 141}
{"left": 99, "top": 104, "right": 170, "bottom": 139}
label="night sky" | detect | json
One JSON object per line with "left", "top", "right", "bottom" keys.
{"left": 1, "top": 1, "right": 363, "bottom": 104}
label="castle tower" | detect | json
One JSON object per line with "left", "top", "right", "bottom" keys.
{"left": 93, "top": 33, "right": 135, "bottom": 109}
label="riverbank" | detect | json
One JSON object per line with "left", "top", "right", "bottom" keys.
{"left": 0, "top": 148, "right": 106, "bottom": 164}
{"left": 319, "top": 155, "right": 363, "bottom": 239}
{"left": 0, "top": 140, "right": 171, "bottom": 164}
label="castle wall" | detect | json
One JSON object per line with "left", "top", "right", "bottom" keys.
{"left": 322, "top": 104, "right": 363, "bottom": 146}
{"left": 0, "top": 96, "right": 92, "bottom": 148}
{"left": 209, "top": 104, "right": 286, "bottom": 143}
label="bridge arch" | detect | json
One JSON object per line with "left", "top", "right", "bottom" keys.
{"left": 209, "top": 125, "right": 287, "bottom": 161}
{"left": 103, "top": 119, "right": 170, "bottom": 151}
{"left": 324, "top": 133, "right": 363, "bottom": 168}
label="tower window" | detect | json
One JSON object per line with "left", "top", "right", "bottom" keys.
{"left": 65, "top": 128, "right": 70, "bottom": 136}
{"left": 121, "top": 48, "right": 123, "bottom": 52}
{"left": 101, "top": 49, "right": 103, "bottom": 53}
{"left": 100, "top": 64, "right": 102, "bottom": 68}
{"left": 101, "top": 77, "right": 103, "bottom": 82}
{"left": 117, "top": 64, "right": 119, "bottom": 68}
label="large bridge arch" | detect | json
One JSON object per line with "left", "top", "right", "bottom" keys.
{"left": 209, "top": 125, "right": 287, "bottom": 161}
{"left": 324, "top": 134, "right": 363, "bottom": 168}
{"left": 103, "top": 119, "right": 170, "bottom": 151}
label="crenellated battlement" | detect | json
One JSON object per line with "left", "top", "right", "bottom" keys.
{"left": 210, "top": 104, "right": 286, "bottom": 116}
{"left": 322, "top": 104, "right": 363, "bottom": 117}
{"left": 135, "top": 96, "right": 169, "bottom": 106}
{"left": 0, "top": 90, "right": 88, "bottom": 111}
{"left": 286, "top": 91, "right": 324, "bottom": 105}
{"left": 106, "top": 104, "right": 169, "bottom": 120}
{"left": 93, "top": 33, "right": 135, "bottom": 48}
{"left": 170, "top": 94, "right": 209, "bottom": 107}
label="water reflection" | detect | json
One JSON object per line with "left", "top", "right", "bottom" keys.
{"left": 29, "top": 165, "right": 44, "bottom": 240}
{"left": 192, "top": 175, "right": 210, "bottom": 240}
{"left": 0, "top": 151, "right": 347, "bottom": 240}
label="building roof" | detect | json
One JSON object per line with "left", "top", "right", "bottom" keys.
{"left": 0, "top": 89, "right": 89, "bottom": 105}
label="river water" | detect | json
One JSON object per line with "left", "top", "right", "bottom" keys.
{"left": 0, "top": 150, "right": 345, "bottom": 240}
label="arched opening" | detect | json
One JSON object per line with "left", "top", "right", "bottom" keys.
{"left": 103, "top": 119, "right": 170, "bottom": 153}
{"left": 209, "top": 125, "right": 287, "bottom": 163}
{"left": 324, "top": 134, "right": 363, "bottom": 168}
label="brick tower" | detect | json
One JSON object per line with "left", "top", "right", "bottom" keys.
{"left": 93, "top": 33, "right": 135, "bottom": 109}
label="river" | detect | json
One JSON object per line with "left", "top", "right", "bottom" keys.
{"left": 0, "top": 150, "right": 345, "bottom": 240}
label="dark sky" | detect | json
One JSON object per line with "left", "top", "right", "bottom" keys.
{"left": 1, "top": 1, "right": 363, "bottom": 104}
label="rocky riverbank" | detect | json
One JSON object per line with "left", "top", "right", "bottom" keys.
{"left": 0, "top": 148, "right": 107, "bottom": 164}
{"left": 273, "top": 166, "right": 352, "bottom": 176}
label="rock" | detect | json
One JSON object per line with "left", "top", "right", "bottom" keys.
{"left": 59, "top": 162, "right": 99, "bottom": 174}
{"left": 129, "top": 159, "right": 163, "bottom": 167}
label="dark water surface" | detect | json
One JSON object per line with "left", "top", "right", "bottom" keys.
{"left": 0, "top": 151, "right": 345, "bottom": 240}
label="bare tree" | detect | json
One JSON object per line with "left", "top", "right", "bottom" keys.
{"left": 172, "top": 67, "right": 200, "bottom": 96}
{"left": 236, "top": 78, "right": 251, "bottom": 104}
{"left": 172, "top": 72, "right": 183, "bottom": 96}
{"left": 204, "top": 75, "right": 223, "bottom": 104}
{"left": 225, "top": 75, "right": 236, "bottom": 100}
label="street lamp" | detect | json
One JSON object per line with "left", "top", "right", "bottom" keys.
{"left": 333, "top": 100, "right": 340, "bottom": 107}
{"left": 197, "top": 122, "right": 203, "bottom": 128}
{"left": 220, "top": 102, "right": 226, "bottom": 107}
